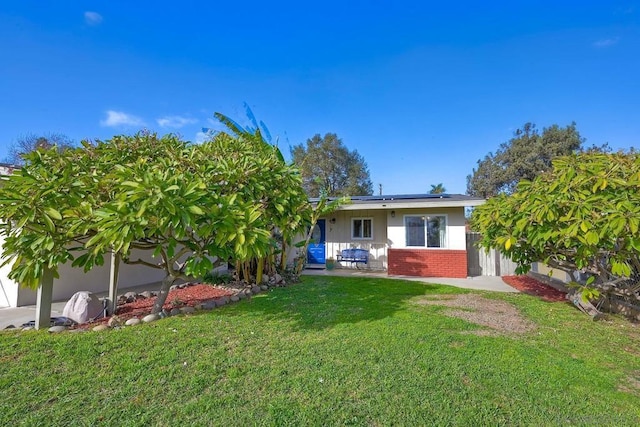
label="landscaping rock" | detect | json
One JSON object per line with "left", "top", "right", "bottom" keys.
{"left": 273, "top": 273, "right": 283, "bottom": 284}
{"left": 63, "top": 291, "right": 104, "bottom": 324}
{"left": 48, "top": 325, "right": 67, "bottom": 333}
{"left": 180, "top": 306, "right": 195, "bottom": 314}
{"left": 124, "top": 292, "right": 138, "bottom": 303}
{"left": 251, "top": 286, "right": 261, "bottom": 295}
{"left": 140, "top": 291, "right": 153, "bottom": 299}
{"left": 143, "top": 314, "right": 160, "bottom": 323}
{"left": 170, "top": 308, "right": 181, "bottom": 316}
{"left": 193, "top": 303, "right": 203, "bottom": 311}
{"left": 262, "top": 275, "right": 270, "bottom": 284}
{"left": 125, "top": 318, "right": 141, "bottom": 326}
{"left": 230, "top": 295, "right": 240, "bottom": 303}
{"left": 21, "top": 326, "right": 34, "bottom": 331}
{"left": 108, "top": 316, "right": 122, "bottom": 327}
{"left": 92, "top": 324, "right": 109, "bottom": 332}
{"left": 215, "top": 298, "right": 228, "bottom": 308}
{"left": 260, "top": 285, "right": 269, "bottom": 291}
{"left": 237, "top": 292, "right": 247, "bottom": 300}
{"left": 202, "top": 301, "right": 217, "bottom": 310}
{"left": 170, "top": 284, "right": 180, "bottom": 291}
{"left": 4, "top": 324, "right": 15, "bottom": 330}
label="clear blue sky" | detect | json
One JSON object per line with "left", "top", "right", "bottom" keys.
{"left": 1, "top": 1, "right": 638, "bottom": 194}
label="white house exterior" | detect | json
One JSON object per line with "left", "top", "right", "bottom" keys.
{"left": 305, "top": 194, "right": 485, "bottom": 278}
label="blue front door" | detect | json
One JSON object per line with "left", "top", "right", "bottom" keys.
{"left": 307, "top": 219, "right": 326, "bottom": 265}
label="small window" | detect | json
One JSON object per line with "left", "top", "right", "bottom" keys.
{"left": 352, "top": 218, "right": 373, "bottom": 239}
{"left": 404, "top": 215, "right": 446, "bottom": 247}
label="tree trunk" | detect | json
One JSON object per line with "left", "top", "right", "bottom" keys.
{"left": 280, "top": 240, "right": 287, "bottom": 271}
{"left": 256, "top": 257, "right": 265, "bottom": 284}
{"left": 152, "top": 275, "right": 177, "bottom": 314}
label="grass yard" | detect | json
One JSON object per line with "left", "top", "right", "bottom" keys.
{"left": 1, "top": 275, "right": 639, "bottom": 426}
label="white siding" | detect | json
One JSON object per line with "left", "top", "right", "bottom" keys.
{"left": 1, "top": 247, "right": 170, "bottom": 307}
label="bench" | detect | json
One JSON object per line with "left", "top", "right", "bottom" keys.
{"left": 336, "top": 249, "right": 369, "bottom": 268}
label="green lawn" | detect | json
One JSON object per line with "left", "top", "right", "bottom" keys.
{"left": 1, "top": 275, "right": 639, "bottom": 426}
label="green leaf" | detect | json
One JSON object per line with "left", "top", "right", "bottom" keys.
{"left": 45, "top": 208, "right": 62, "bottom": 220}
{"left": 188, "top": 205, "right": 205, "bottom": 215}
{"left": 585, "top": 231, "right": 599, "bottom": 245}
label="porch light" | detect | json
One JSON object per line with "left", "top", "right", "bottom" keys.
{"left": 391, "top": 210, "right": 395, "bottom": 218}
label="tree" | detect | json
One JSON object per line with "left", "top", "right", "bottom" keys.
{"left": 466, "top": 122, "right": 586, "bottom": 197}
{"left": 0, "top": 121, "right": 311, "bottom": 313}
{"left": 470, "top": 152, "right": 640, "bottom": 307}
{"left": 429, "top": 183, "right": 446, "bottom": 194}
{"left": 291, "top": 133, "right": 373, "bottom": 197}
{"left": 5, "top": 133, "right": 75, "bottom": 166}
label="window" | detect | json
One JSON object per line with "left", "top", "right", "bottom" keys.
{"left": 352, "top": 218, "right": 373, "bottom": 239}
{"left": 404, "top": 215, "right": 447, "bottom": 247}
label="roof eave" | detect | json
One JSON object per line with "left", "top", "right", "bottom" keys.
{"left": 335, "top": 199, "right": 485, "bottom": 210}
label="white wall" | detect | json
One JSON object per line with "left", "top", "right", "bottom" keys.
{"left": 0, "top": 234, "right": 19, "bottom": 307}
{"left": 2, "top": 247, "right": 170, "bottom": 307}
{"left": 386, "top": 207, "right": 467, "bottom": 250}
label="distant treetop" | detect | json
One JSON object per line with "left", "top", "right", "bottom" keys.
{"left": 291, "top": 133, "right": 373, "bottom": 197}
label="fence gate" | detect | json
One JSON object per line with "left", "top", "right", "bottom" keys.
{"left": 466, "top": 232, "right": 518, "bottom": 277}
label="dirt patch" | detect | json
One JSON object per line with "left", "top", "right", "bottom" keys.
{"left": 417, "top": 294, "right": 537, "bottom": 336}
{"left": 502, "top": 275, "right": 567, "bottom": 302}
{"left": 618, "top": 371, "right": 640, "bottom": 395}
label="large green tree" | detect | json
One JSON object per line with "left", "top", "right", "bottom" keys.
{"left": 291, "top": 133, "right": 373, "bottom": 197}
{"left": 0, "top": 121, "right": 311, "bottom": 313}
{"left": 466, "top": 122, "right": 586, "bottom": 197}
{"left": 471, "top": 152, "right": 640, "bottom": 306}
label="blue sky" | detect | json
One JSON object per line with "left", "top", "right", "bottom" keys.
{"left": 1, "top": 1, "right": 638, "bottom": 194}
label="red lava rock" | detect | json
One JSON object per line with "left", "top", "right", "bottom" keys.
{"left": 502, "top": 275, "right": 567, "bottom": 302}
{"left": 77, "top": 284, "right": 235, "bottom": 329}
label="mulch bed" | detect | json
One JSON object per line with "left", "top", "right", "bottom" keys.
{"left": 115, "top": 284, "right": 234, "bottom": 316}
{"left": 502, "top": 275, "right": 567, "bottom": 302}
{"left": 78, "top": 284, "right": 234, "bottom": 329}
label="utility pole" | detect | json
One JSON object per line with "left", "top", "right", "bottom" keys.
{"left": 379, "top": 183, "right": 382, "bottom": 196}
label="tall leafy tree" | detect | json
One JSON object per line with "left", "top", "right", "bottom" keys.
{"left": 0, "top": 123, "right": 311, "bottom": 313}
{"left": 466, "top": 122, "right": 586, "bottom": 197}
{"left": 429, "top": 183, "right": 446, "bottom": 194}
{"left": 471, "top": 152, "right": 640, "bottom": 306}
{"left": 291, "top": 133, "right": 373, "bottom": 197}
{"left": 5, "top": 133, "right": 76, "bottom": 166}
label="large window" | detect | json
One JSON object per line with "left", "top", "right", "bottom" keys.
{"left": 352, "top": 218, "right": 373, "bottom": 240}
{"left": 404, "top": 215, "right": 447, "bottom": 247}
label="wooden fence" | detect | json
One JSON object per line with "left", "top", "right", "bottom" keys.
{"left": 466, "top": 232, "right": 518, "bottom": 276}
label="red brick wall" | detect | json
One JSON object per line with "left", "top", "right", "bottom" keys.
{"left": 388, "top": 249, "right": 467, "bottom": 278}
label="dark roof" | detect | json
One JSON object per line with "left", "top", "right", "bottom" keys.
{"left": 309, "top": 193, "right": 483, "bottom": 203}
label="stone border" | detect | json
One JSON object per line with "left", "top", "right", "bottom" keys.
{"left": 39, "top": 273, "right": 291, "bottom": 333}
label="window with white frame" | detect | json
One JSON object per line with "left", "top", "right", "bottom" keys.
{"left": 404, "top": 215, "right": 447, "bottom": 247}
{"left": 352, "top": 218, "right": 373, "bottom": 239}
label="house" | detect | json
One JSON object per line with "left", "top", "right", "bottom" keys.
{"left": 304, "top": 194, "right": 485, "bottom": 278}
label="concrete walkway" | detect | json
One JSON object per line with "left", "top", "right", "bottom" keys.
{"left": 0, "top": 272, "right": 517, "bottom": 330}
{"left": 303, "top": 269, "right": 518, "bottom": 293}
